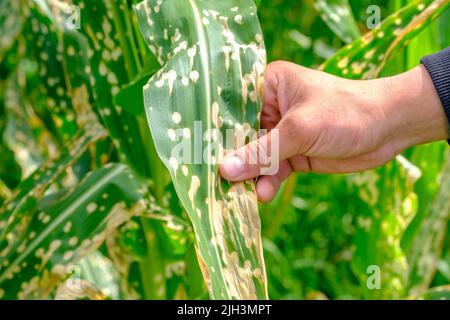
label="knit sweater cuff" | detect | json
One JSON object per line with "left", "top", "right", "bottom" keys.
{"left": 421, "top": 47, "right": 450, "bottom": 143}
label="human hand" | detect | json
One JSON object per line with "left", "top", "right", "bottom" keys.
{"left": 219, "top": 61, "right": 450, "bottom": 202}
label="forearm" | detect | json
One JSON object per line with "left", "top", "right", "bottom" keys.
{"left": 383, "top": 65, "right": 450, "bottom": 149}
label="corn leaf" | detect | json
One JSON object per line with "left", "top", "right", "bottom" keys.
{"left": 0, "top": 163, "right": 150, "bottom": 299}
{"left": 348, "top": 157, "right": 421, "bottom": 298}
{"left": 321, "top": 0, "right": 450, "bottom": 79}
{"left": 313, "top": 0, "right": 450, "bottom": 298}
{"left": 407, "top": 154, "right": 450, "bottom": 296}
{"left": 314, "top": 0, "right": 361, "bottom": 43}
{"left": 135, "top": 0, "right": 268, "bottom": 299}
{"left": 3, "top": 69, "right": 55, "bottom": 178}
{"left": 74, "top": 251, "right": 121, "bottom": 299}
{"left": 415, "top": 285, "right": 450, "bottom": 300}
{"left": 0, "top": 123, "right": 107, "bottom": 242}
{"left": 0, "top": 0, "right": 24, "bottom": 63}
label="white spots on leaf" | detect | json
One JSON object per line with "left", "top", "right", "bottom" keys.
{"left": 249, "top": 91, "right": 258, "bottom": 103}
{"left": 189, "top": 70, "right": 200, "bottom": 83}
{"left": 67, "top": 46, "right": 75, "bottom": 56}
{"left": 63, "top": 221, "right": 72, "bottom": 233}
{"left": 234, "top": 15, "right": 243, "bottom": 24}
{"left": 187, "top": 45, "right": 197, "bottom": 67}
{"left": 188, "top": 176, "right": 200, "bottom": 204}
{"left": 167, "top": 70, "right": 177, "bottom": 95}
{"left": 155, "top": 70, "right": 178, "bottom": 95}
{"left": 52, "top": 264, "right": 66, "bottom": 276}
{"left": 364, "top": 49, "right": 376, "bottom": 60}
{"left": 181, "top": 77, "right": 189, "bottom": 86}
{"left": 337, "top": 56, "right": 349, "bottom": 69}
{"left": 167, "top": 128, "right": 176, "bottom": 141}
{"left": 182, "top": 165, "right": 188, "bottom": 176}
{"left": 87, "top": 202, "right": 97, "bottom": 214}
{"left": 155, "top": 79, "right": 164, "bottom": 87}
{"left": 107, "top": 72, "right": 118, "bottom": 84}
{"left": 183, "top": 128, "right": 191, "bottom": 138}
{"left": 351, "top": 62, "right": 365, "bottom": 75}
{"left": 209, "top": 10, "right": 219, "bottom": 19}
{"left": 174, "top": 40, "right": 188, "bottom": 54}
{"left": 211, "top": 102, "right": 222, "bottom": 128}
{"left": 223, "top": 46, "right": 232, "bottom": 71}
{"left": 169, "top": 157, "right": 179, "bottom": 171}
{"left": 99, "top": 62, "right": 107, "bottom": 76}
{"left": 171, "top": 28, "right": 182, "bottom": 43}
{"left": 202, "top": 17, "right": 210, "bottom": 25}
{"left": 172, "top": 112, "right": 181, "bottom": 124}
{"left": 63, "top": 251, "right": 74, "bottom": 261}
{"left": 69, "top": 237, "right": 78, "bottom": 246}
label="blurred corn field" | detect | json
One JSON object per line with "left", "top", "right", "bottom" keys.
{"left": 0, "top": 0, "right": 449, "bottom": 300}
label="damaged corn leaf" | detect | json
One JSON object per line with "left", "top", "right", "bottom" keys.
{"left": 0, "top": 163, "right": 151, "bottom": 299}
{"left": 317, "top": 0, "right": 449, "bottom": 298}
{"left": 74, "top": 251, "right": 121, "bottom": 300}
{"left": 24, "top": 1, "right": 82, "bottom": 143}
{"left": 0, "top": 123, "right": 107, "bottom": 242}
{"left": 0, "top": 0, "right": 24, "bottom": 63}
{"left": 3, "top": 69, "right": 56, "bottom": 178}
{"left": 321, "top": 0, "right": 450, "bottom": 79}
{"left": 314, "top": 0, "right": 360, "bottom": 43}
{"left": 67, "top": 0, "right": 154, "bottom": 176}
{"left": 348, "top": 156, "right": 421, "bottom": 299}
{"left": 407, "top": 154, "right": 450, "bottom": 296}
{"left": 135, "top": 0, "right": 268, "bottom": 299}
{"left": 415, "top": 285, "right": 450, "bottom": 300}
{"left": 55, "top": 279, "right": 107, "bottom": 300}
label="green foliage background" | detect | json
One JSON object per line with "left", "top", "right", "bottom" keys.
{"left": 0, "top": 0, "right": 449, "bottom": 300}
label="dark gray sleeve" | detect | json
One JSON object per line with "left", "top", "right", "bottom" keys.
{"left": 421, "top": 47, "right": 450, "bottom": 142}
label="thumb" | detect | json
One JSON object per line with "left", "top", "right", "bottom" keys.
{"left": 219, "top": 119, "right": 301, "bottom": 181}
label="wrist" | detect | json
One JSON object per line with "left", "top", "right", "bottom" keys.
{"left": 383, "top": 65, "right": 450, "bottom": 148}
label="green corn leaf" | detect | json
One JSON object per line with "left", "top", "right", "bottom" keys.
{"left": 66, "top": 0, "right": 155, "bottom": 177}
{"left": 24, "top": 1, "right": 83, "bottom": 143}
{"left": 321, "top": 0, "right": 450, "bottom": 79}
{"left": 0, "top": 163, "right": 150, "bottom": 299}
{"left": 407, "top": 154, "right": 450, "bottom": 296}
{"left": 54, "top": 279, "right": 107, "bottom": 300}
{"left": 314, "top": 0, "right": 361, "bottom": 43}
{"left": 316, "top": 0, "right": 450, "bottom": 298}
{"left": 135, "top": 0, "right": 268, "bottom": 299}
{"left": 349, "top": 156, "right": 422, "bottom": 299}
{"left": 54, "top": 250, "right": 120, "bottom": 300}
{"left": 0, "top": 0, "right": 24, "bottom": 63}
{"left": 106, "top": 218, "right": 166, "bottom": 299}
{"left": 106, "top": 187, "right": 192, "bottom": 300}
{"left": 74, "top": 251, "right": 121, "bottom": 299}
{"left": 414, "top": 285, "right": 450, "bottom": 300}
{"left": 3, "top": 69, "right": 56, "bottom": 178}
{"left": 0, "top": 124, "right": 107, "bottom": 244}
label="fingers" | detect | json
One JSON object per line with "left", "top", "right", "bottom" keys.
{"left": 219, "top": 119, "right": 302, "bottom": 181}
{"left": 219, "top": 133, "right": 274, "bottom": 181}
{"left": 256, "top": 160, "right": 292, "bottom": 203}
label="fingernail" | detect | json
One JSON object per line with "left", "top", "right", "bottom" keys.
{"left": 221, "top": 156, "right": 245, "bottom": 179}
